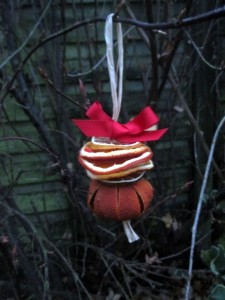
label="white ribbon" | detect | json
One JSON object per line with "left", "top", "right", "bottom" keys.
{"left": 104, "top": 14, "right": 123, "bottom": 121}
{"left": 104, "top": 14, "right": 139, "bottom": 243}
{"left": 122, "top": 220, "right": 139, "bottom": 243}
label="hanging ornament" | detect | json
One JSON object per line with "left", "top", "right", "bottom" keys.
{"left": 72, "top": 14, "right": 167, "bottom": 243}
{"left": 87, "top": 178, "right": 154, "bottom": 221}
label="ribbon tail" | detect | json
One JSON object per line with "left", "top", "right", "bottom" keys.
{"left": 122, "top": 220, "right": 139, "bottom": 243}
{"left": 143, "top": 128, "right": 168, "bottom": 141}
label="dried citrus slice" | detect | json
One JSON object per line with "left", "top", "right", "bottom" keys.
{"left": 79, "top": 151, "right": 152, "bottom": 175}
{"left": 90, "top": 137, "right": 142, "bottom": 151}
{"left": 86, "top": 159, "right": 154, "bottom": 180}
{"left": 80, "top": 142, "right": 152, "bottom": 161}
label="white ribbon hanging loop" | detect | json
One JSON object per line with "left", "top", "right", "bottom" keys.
{"left": 104, "top": 14, "right": 139, "bottom": 243}
{"left": 104, "top": 14, "right": 123, "bottom": 121}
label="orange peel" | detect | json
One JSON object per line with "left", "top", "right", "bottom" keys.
{"left": 87, "top": 178, "right": 154, "bottom": 221}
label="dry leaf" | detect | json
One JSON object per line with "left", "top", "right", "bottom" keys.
{"left": 162, "top": 213, "right": 173, "bottom": 229}
{"left": 145, "top": 252, "right": 161, "bottom": 265}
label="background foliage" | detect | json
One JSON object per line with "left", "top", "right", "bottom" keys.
{"left": 0, "top": 0, "right": 225, "bottom": 299}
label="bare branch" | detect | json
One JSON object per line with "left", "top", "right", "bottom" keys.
{"left": 38, "top": 68, "right": 88, "bottom": 111}
{"left": 185, "top": 31, "right": 225, "bottom": 71}
{"left": 1, "top": 5, "right": 225, "bottom": 103}
{"left": 0, "top": 0, "right": 52, "bottom": 70}
{"left": 145, "top": 0, "right": 159, "bottom": 102}
{"left": 185, "top": 115, "right": 225, "bottom": 300}
{"left": 117, "top": 5, "right": 225, "bottom": 30}
{"left": 169, "top": 73, "right": 224, "bottom": 182}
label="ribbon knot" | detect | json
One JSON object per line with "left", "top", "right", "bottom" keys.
{"left": 72, "top": 101, "right": 167, "bottom": 143}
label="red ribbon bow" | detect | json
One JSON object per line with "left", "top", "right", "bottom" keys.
{"left": 72, "top": 101, "right": 167, "bottom": 143}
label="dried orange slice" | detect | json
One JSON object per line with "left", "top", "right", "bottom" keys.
{"left": 79, "top": 150, "right": 153, "bottom": 175}
{"left": 80, "top": 142, "right": 152, "bottom": 161}
{"left": 90, "top": 138, "right": 142, "bottom": 151}
{"left": 79, "top": 150, "right": 151, "bottom": 174}
{"left": 78, "top": 139, "right": 154, "bottom": 180}
{"left": 86, "top": 160, "right": 154, "bottom": 180}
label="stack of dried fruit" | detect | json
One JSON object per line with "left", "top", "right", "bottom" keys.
{"left": 78, "top": 138, "right": 154, "bottom": 221}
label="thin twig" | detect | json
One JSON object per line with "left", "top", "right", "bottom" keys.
{"left": 185, "top": 115, "right": 225, "bottom": 300}
{"left": 0, "top": 0, "right": 52, "bottom": 70}
{"left": 145, "top": 0, "right": 159, "bottom": 102}
{"left": 117, "top": 5, "right": 225, "bottom": 30}
{"left": 169, "top": 73, "right": 224, "bottom": 182}
{"left": 161, "top": 229, "right": 213, "bottom": 261}
{"left": 1, "top": 5, "right": 225, "bottom": 103}
{"left": 66, "top": 26, "right": 135, "bottom": 78}
{"left": 158, "top": 0, "right": 193, "bottom": 96}
{"left": 38, "top": 68, "right": 88, "bottom": 111}
{"left": 45, "top": 239, "right": 92, "bottom": 300}
{"left": 0, "top": 136, "right": 63, "bottom": 171}
{"left": 185, "top": 31, "right": 225, "bottom": 71}
{"left": 0, "top": 201, "right": 50, "bottom": 299}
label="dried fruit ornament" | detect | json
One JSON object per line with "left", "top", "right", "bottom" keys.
{"left": 72, "top": 14, "right": 167, "bottom": 243}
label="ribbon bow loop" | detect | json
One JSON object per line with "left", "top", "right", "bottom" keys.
{"left": 125, "top": 107, "right": 159, "bottom": 134}
{"left": 72, "top": 101, "right": 167, "bottom": 143}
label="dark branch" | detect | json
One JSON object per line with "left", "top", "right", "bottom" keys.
{"left": 145, "top": 0, "right": 159, "bottom": 103}
{"left": 1, "top": 5, "right": 225, "bottom": 103}
{"left": 38, "top": 68, "right": 88, "bottom": 111}
{"left": 117, "top": 5, "right": 225, "bottom": 29}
